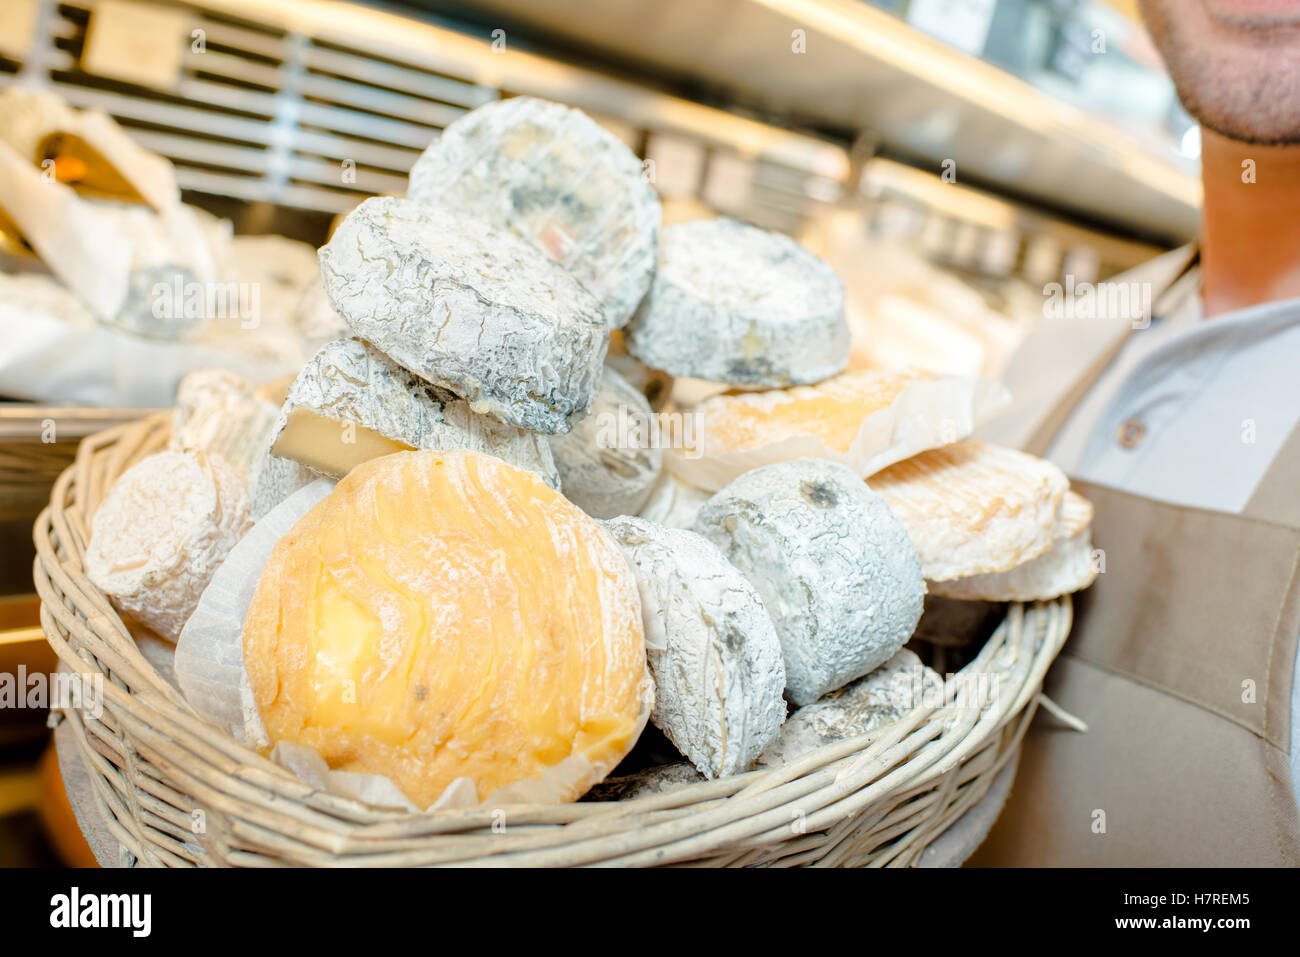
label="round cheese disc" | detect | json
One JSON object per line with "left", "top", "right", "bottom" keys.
{"left": 929, "top": 490, "right": 1097, "bottom": 601}
{"left": 319, "top": 196, "right": 608, "bottom": 434}
{"left": 625, "top": 218, "right": 850, "bottom": 388}
{"left": 85, "top": 450, "right": 252, "bottom": 642}
{"left": 605, "top": 516, "right": 786, "bottom": 777}
{"left": 670, "top": 367, "right": 1009, "bottom": 491}
{"left": 694, "top": 457, "right": 925, "bottom": 706}
{"left": 242, "top": 449, "right": 651, "bottom": 808}
{"left": 867, "top": 442, "right": 1069, "bottom": 583}
{"left": 549, "top": 365, "right": 661, "bottom": 519}
{"left": 407, "top": 96, "right": 660, "bottom": 329}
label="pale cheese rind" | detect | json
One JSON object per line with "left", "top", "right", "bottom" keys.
{"left": 241, "top": 450, "right": 652, "bottom": 808}
{"left": 605, "top": 516, "right": 786, "bottom": 777}
{"left": 407, "top": 96, "right": 660, "bottom": 329}
{"left": 170, "top": 369, "right": 279, "bottom": 477}
{"left": 268, "top": 337, "right": 560, "bottom": 489}
{"left": 85, "top": 450, "right": 253, "bottom": 642}
{"left": 625, "top": 218, "right": 850, "bottom": 388}
{"left": 929, "top": 491, "right": 1097, "bottom": 601}
{"left": 550, "top": 365, "right": 660, "bottom": 519}
{"left": 248, "top": 452, "right": 324, "bottom": 521}
{"left": 868, "top": 442, "right": 1069, "bottom": 583}
{"left": 670, "top": 368, "right": 1010, "bottom": 491}
{"left": 754, "top": 649, "right": 940, "bottom": 768}
{"left": 318, "top": 196, "right": 608, "bottom": 433}
{"left": 693, "top": 458, "right": 925, "bottom": 706}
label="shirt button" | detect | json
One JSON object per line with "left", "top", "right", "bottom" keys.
{"left": 1117, "top": 418, "right": 1146, "bottom": 449}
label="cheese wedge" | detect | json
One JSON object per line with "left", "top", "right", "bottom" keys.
{"left": 267, "top": 337, "right": 560, "bottom": 489}
{"left": 670, "top": 367, "right": 1009, "bottom": 491}
{"left": 930, "top": 490, "right": 1098, "bottom": 601}
{"left": 242, "top": 450, "right": 651, "bottom": 808}
{"left": 868, "top": 442, "right": 1068, "bottom": 583}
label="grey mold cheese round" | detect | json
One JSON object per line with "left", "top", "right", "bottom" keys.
{"left": 693, "top": 457, "right": 925, "bottom": 706}
{"left": 549, "top": 365, "right": 661, "bottom": 519}
{"left": 407, "top": 96, "right": 660, "bottom": 330}
{"left": 319, "top": 196, "right": 608, "bottom": 434}
{"left": 605, "top": 516, "right": 787, "bottom": 777}
{"left": 625, "top": 218, "right": 849, "bottom": 387}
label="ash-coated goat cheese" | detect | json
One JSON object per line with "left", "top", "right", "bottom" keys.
{"left": 407, "top": 96, "right": 660, "bottom": 329}
{"left": 85, "top": 450, "right": 253, "bottom": 642}
{"left": 319, "top": 196, "right": 608, "bottom": 434}
{"left": 605, "top": 516, "right": 786, "bottom": 777}
{"left": 753, "top": 650, "right": 940, "bottom": 768}
{"left": 625, "top": 218, "right": 850, "bottom": 388}
{"left": 693, "top": 458, "right": 925, "bottom": 706}
{"left": 269, "top": 337, "right": 560, "bottom": 489}
{"left": 549, "top": 366, "right": 660, "bottom": 518}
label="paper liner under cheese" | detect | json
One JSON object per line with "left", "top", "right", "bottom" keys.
{"left": 175, "top": 480, "right": 336, "bottom": 748}
{"left": 930, "top": 490, "right": 1098, "bottom": 601}
{"left": 668, "top": 369, "right": 1009, "bottom": 492}
{"left": 868, "top": 442, "right": 1069, "bottom": 583}
{"left": 241, "top": 450, "right": 652, "bottom": 809}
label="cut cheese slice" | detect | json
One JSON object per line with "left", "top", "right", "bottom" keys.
{"left": 268, "top": 337, "right": 560, "bottom": 489}
{"left": 625, "top": 217, "right": 849, "bottom": 388}
{"left": 605, "top": 516, "right": 786, "bottom": 777}
{"left": 669, "top": 367, "right": 1010, "bottom": 491}
{"left": 407, "top": 96, "right": 661, "bottom": 330}
{"left": 319, "top": 196, "right": 608, "bottom": 434}
{"left": 930, "top": 490, "right": 1098, "bottom": 601}
{"left": 868, "top": 442, "right": 1068, "bottom": 583}
{"left": 693, "top": 458, "right": 925, "bottom": 706}
{"left": 242, "top": 450, "right": 651, "bottom": 808}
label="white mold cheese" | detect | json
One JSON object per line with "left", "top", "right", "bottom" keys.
{"left": 605, "top": 517, "right": 786, "bottom": 777}
{"left": 407, "top": 96, "right": 660, "bottom": 329}
{"left": 625, "top": 218, "right": 849, "bottom": 388}
{"left": 693, "top": 458, "right": 925, "bottom": 706}
{"left": 319, "top": 196, "right": 608, "bottom": 434}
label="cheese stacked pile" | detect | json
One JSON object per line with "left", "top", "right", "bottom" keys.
{"left": 86, "top": 93, "right": 1097, "bottom": 812}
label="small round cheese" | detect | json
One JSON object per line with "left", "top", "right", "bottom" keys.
{"left": 605, "top": 516, "right": 786, "bottom": 778}
{"left": 319, "top": 196, "right": 608, "bottom": 434}
{"left": 242, "top": 450, "right": 651, "bottom": 808}
{"left": 867, "top": 442, "right": 1069, "bottom": 582}
{"left": 86, "top": 450, "right": 252, "bottom": 642}
{"left": 625, "top": 218, "right": 849, "bottom": 388}
{"left": 550, "top": 366, "right": 661, "bottom": 519}
{"left": 694, "top": 458, "right": 924, "bottom": 706}
{"left": 407, "top": 96, "right": 660, "bottom": 329}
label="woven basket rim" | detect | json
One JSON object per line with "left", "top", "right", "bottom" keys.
{"left": 34, "top": 413, "right": 1072, "bottom": 867}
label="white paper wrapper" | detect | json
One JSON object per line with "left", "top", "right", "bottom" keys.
{"left": 175, "top": 480, "right": 335, "bottom": 748}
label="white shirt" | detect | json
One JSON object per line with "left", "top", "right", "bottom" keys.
{"left": 1044, "top": 278, "right": 1300, "bottom": 800}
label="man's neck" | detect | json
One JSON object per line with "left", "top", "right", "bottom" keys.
{"left": 1200, "top": 127, "right": 1300, "bottom": 317}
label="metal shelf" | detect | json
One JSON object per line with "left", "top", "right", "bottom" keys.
{"left": 445, "top": 0, "right": 1200, "bottom": 242}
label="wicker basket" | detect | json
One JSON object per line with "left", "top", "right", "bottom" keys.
{"left": 33, "top": 413, "right": 1073, "bottom": 867}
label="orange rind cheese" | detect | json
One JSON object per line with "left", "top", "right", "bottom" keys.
{"left": 242, "top": 449, "right": 651, "bottom": 808}
{"left": 668, "top": 368, "right": 1009, "bottom": 491}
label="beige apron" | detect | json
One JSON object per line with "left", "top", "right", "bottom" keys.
{"left": 971, "top": 249, "right": 1300, "bottom": 866}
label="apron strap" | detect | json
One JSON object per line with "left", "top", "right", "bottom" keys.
{"left": 1244, "top": 417, "right": 1300, "bottom": 527}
